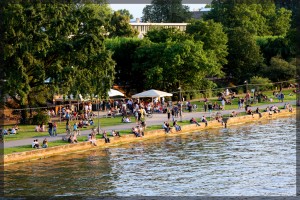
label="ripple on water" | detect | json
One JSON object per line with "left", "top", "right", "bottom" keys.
{"left": 4, "top": 117, "right": 296, "bottom": 196}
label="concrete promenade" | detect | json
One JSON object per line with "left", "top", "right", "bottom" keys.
{"left": 4, "top": 101, "right": 296, "bottom": 148}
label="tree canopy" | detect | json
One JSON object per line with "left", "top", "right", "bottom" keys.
{"left": 108, "top": 10, "right": 138, "bottom": 38}
{"left": 186, "top": 19, "right": 228, "bottom": 67}
{"left": 0, "top": 3, "right": 115, "bottom": 122}
{"left": 142, "top": 0, "right": 191, "bottom": 23}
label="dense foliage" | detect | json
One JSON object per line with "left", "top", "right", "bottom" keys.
{"left": 204, "top": 0, "right": 296, "bottom": 85}
{"left": 1, "top": 1, "right": 298, "bottom": 122}
{"left": 0, "top": 2, "right": 116, "bottom": 122}
{"left": 142, "top": 0, "right": 191, "bottom": 23}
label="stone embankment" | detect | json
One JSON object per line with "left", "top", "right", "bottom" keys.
{"left": 4, "top": 109, "right": 295, "bottom": 165}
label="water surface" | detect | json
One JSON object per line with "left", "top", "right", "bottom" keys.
{"left": 4, "top": 117, "right": 296, "bottom": 196}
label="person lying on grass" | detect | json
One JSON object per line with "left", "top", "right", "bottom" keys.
{"left": 190, "top": 118, "right": 200, "bottom": 126}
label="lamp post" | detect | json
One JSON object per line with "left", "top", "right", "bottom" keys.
{"left": 244, "top": 80, "right": 248, "bottom": 93}
{"left": 244, "top": 80, "right": 249, "bottom": 104}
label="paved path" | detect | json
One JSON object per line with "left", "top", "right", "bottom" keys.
{"left": 3, "top": 101, "right": 295, "bottom": 148}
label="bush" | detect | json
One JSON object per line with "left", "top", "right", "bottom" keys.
{"left": 32, "top": 112, "right": 50, "bottom": 125}
{"left": 250, "top": 76, "right": 273, "bottom": 91}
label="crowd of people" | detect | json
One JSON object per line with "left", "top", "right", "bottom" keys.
{"left": 2, "top": 88, "right": 290, "bottom": 150}
{"left": 2, "top": 124, "right": 18, "bottom": 135}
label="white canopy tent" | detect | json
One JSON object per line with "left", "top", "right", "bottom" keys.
{"left": 132, "top": 89, "right": 173, "bottom": 98}
{"left": 108, "top": 89, "right": 125, "bottom": 97}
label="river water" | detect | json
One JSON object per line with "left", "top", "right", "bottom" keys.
{"left": 4, "top": 117, "right": 296, "bottom": 197}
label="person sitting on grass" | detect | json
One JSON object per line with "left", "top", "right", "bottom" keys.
{"left": 162, "top": 122, "right": 170, "bottom": 133}
{"left": 247, "top": 108, "right": 253, "bottom": 115}
{"left": 201, "top": 116, "right": 208, "bottom": 127}
{"left": 32, "top": 139, "right": 40, "bottom": 148}
{"left": 35, "top": 125, "right": 40, "bottom": 132}
{"left": 83, "top": 119, "right": 89, "bottom": 127}
{"left": 111, "top": 130, "right": 121, "bottom": 137}
{"left": 102, "top": 130, "right": 110, "bottom": 143}
{"left": 68, "top": 135, "right": 74, "bottom": 143}
{"left": 264, "top": 106, "right": 270, "bottom": 112}
{"left": 270, "top": 105, "right": 280, "bottom": 113}
{"left": 231, "top": 111, "right": 238, "bottom": 117}
{"left": 289, "top": 105, "right": 293, "bottom": 112}
{"left": 10, "top": 128, "right": 17, "bottom": 135}
{"left": 107, "top": 109, "right": 113, "bottom": 117}
{"left": 138, "top": 126, "right": 145, "bottom": 136}
{"left": 173, "top": 120, "right": 181, "bottom": 131}
{"left": 42, "top": 138, "right": 48, "bottom": 148}
{"left": 87, "top": 133, "right": 97, "bottom": 146}
{"left": 167, "top": 122, "right": 173, "bottom": 133}
{"left": 190, "top": 118, "right": 200, "bottom": 126}
{"left": 89, "top": 119, "right": 94, "bottom": 126}
{"left": 40, "top": 123, "right": 45, "bottom": 132}
{"left": 122, "top": 116, "right": 131, "bottom": 123}
{"left": 13, "top": 124, "right": 19, "bottom": 131}
{"left": 255, "top": 107, "right": 260, "bottom": 114}
{"left": 132, "top": 126, "right": 141, "bottom": 137}
{"left": 77, "top": 120, "right": 84, "bottom": 128}
{"left": 201, "top": 116, "right": 207, "bottom": 123}
{"left": 3, "top": 128, "right": 8, "bottom": 135}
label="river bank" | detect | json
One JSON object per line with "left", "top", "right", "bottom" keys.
{"left": 3, "top": 108, "right": 296, "bottom": 165}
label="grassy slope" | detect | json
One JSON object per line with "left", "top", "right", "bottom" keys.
{"left": 4, "top": 89, "right": 295, "bottom": 142}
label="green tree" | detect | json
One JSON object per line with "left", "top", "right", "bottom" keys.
{"left": 262, "top": 57, "right": 296, "bottom": 82}
{"left": 205, "top": 0, "right": 292, "bottom": 36}
{"left": 186, "top": 19, "right": 228, "bottom": 67}
{"left": 250, "top": 76, "right": 272, "bottom": 91}
{"left": 105, "top": 37, "right": 144, "bottom": 94}
{"left": 0, "top": 3, "right": 115, "bottom": 122}
{"left": 142, "top": 0, "right": 191, "bottom": 23}
{"left": 133, "top": 39, "right": 222, "bottom": 93}
{"left": 145, "top": 27, "right": 191, "bottom": 43}
{"left": 108, "top": 10, "right": 138, "bottom": 38}
{"left": 117, "top": 9, "right": 134, "bottom": 19}
{"left": 269, "top": 7, "right": 292, "bottom": 36}
{"left": 256, "top": 35, "right": 296, "bottom": 64}
{"left": 225, "top": 27, "right": 264, "bottom": 83}
{"left": 65, "top": 4, "right": 116, "bottom": 100}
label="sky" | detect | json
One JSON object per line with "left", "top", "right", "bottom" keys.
{"left": 109, "top": 4, "right": 207, "bottom": 20}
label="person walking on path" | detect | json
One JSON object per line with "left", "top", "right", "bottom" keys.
{"left": 48, "top": 121, "right": 53, "bottom": 137}
{"left": 171, "top": 108, "right": 175, "bottom": 122}
{"left": 167, "top": 107, "right": 171, "bottom": 122}
{"left": 204, "top": 102, "right": 208, "bottom": 112}
{"left": 3, "top": 100, "right": 296, "bottom": 149}
{"left": 53, "top": 122, "right": 57, "bottom": 136}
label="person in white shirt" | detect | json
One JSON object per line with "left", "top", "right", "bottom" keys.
{"left": 3, "top": 129, "right": 8, "bottom": 135}
{"left": 10, "top": 128, "right": 16, "bottom": 134}
{"left": 84, "top": 104, "right": 89, "bottom": 112}
{"left": 32, "top": 139, "right": 40, "bottom": 148}
{"left": 125, "top": 117, "right": 131, "bottom": 123}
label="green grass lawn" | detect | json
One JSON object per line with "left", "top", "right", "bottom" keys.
{"left": 4, "top": 134, "right": 110, "bottom": 154}
{"left": 186, "top": 88, "right": 296, "bottom": 112}
{"left": 3, "top": 116, "right": 125, "bottom": 142}
{"left": 3, "top": 89, "right": 295, "bottom": 143}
